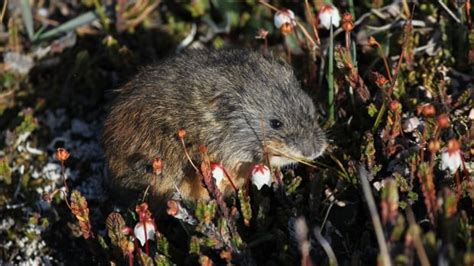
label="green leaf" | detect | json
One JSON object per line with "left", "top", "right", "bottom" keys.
{"left": 238, "top": 190, "right": 252, "bottom": 226}
{"left": 189, "top": 236, "right": 200, "bottom": 255}
{"left": 137, "top": 251, "right": 154, "bottom": 266}
{"left": 367, "top": 103, "right": 378, "bottom": 117}
{"left": 0, "top": 159, "right": 12, "bottom": 185}
{"left": 20, "top": 0, "right": 35, "bottom": 41}
{"left": 15, "top": 110, "right": 37, "bottom": 135}
{"left": 156, "top": 234, "right": 170, "bottom": 257}
{"left": 154, "top": 254, "right": 173, "bottom": 266}
{"left": 36, "top": 11, "right": 99, "bottom": 41}
{"left": 286, "top": 176, "right": 302, "bottom": 194}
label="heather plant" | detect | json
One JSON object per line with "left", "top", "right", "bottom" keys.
{"left": 0, "top": 0, "right": 473, "bottom": 265}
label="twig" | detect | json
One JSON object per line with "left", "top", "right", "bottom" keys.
{"left": 358, "top": 166, "right": 392, "bottom": 266}
{"left": 60, "top": 161, "right": 69, "bottom": 193}
{"left": 437, "top": 0, "right": 462, "bottom": 24}
{"left": 304, "top": 0, "right": 320, "bottom": 46}
{"left": 370, "top": 37, "right": 393, "bottom": 82}
{"left": 0, "top": 0, "right": 8, "bottom": 24}
{"left": 296, "top": 22, "right": 317, "bottom": 49}
{"left": 179, "top": 138, "right": 200, "bottom": 174}
{"left": 405, "top": 207, "right": 431, "bottom": 266}
{"left": 126, "top": 2, "right": 159, "bottom": 29}
{"left": 387, "top": 6, "right": 415, "bottom": 97}
{"left": 314, "top": 227, "right": 338, "bottom": 266}
{"left": 320, "top": 202, "right": 334, "bottom": 231}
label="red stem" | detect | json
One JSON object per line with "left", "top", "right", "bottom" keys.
{"left": 144, "top": 222, "right": 149, "bottom": 255}
{"left": 61, "top": 161, "right": 69, "bottom": 193}
{"left": 221, "top": 165, "right": 238, "bottom": 192}
{"left": 454, "top": 171, "right": 462, "bottom": 201}
{"left": 128, "top": 252, "right": 133, "bottom": 266}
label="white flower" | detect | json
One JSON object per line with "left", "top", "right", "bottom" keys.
{"left": 211, "top": 163, "right": 225, "bottom": 187}
{"left": 251, "top": 164, "right": 272, "bottom": 190}
{"left": 403, "top": 117, "right": 420, "bottom": 133}
{"left": 37, "top": 8, "right": 49, "bottom": 17}
{"left": 441, "top": 151, "right": 462, "bottom": 174}
{"left": 274, "top": 9, "right": 296, "bottom": 29}
{"left": 372, "top": 180, "right": 385, "bottom": 191}
{"left": 440, "top": 139, "right": 463, "bottom": 174}
{"left": 318, "top": 4, "right": 341, "bottom": 30}
{"left": 134, "top": 221, "right": 156, "bottom": 246}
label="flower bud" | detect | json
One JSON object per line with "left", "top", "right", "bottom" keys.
{"left": 56, "top": 148, "right": 70, "bottom": 162}
{"left": 436, "top": 114, "right": 450, "bottom": 128}
{"left": 368, "top": 36, "right": 378, "bottom": 46}
{"left": 389, "top": 100, "right": 401, "bottom": 112}
{"left": 421, "top": 104, "right": 436, "bottom": 117}
{"left": 178, "top": 129, "right": 186, "bottom": 139}
{"left": 341, "top": 12, "right": 353, "bottom": 32}
{"left": 428, "top": 140, "right": 441, "bottom": 153}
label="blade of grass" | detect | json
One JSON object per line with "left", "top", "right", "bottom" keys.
{"left": 0, "top": 0, "right": 8, "bottom": 25}
{"left": 372, "top": 101, "right": 387, "bottom": 132}
{"left": 350, "top": 11, "right": 358, "bottom": 108}
{"left": 314, "top": 227, "right": 338, "bottom": 266}
{"left": 33, "top": 25, "right": 48, "bottom": 40}
{"left": 327, "top": 20, "right": 335, "bottom": 124}
{"left": 437, "top": 0, "right": 461, "bottom": 24}
{"left": 405, "top": 207, "right": 430, "bottom": 266}
{"left": 328, "top": 153, "right": 350, "bottom": 181}
{"left": 20, "top": 0, "right": 34, "bottom": 41}
{"left": 36, "top": 11, "right": 99, "bottom": 41}
{"left": 347, "top": 0, "right": 355, "bottom": 17}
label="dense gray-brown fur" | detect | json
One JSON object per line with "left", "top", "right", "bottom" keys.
{"left": 103, "top": 49, "right": 326, "bottom": 200}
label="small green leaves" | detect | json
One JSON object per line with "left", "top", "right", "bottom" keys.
{"left": 0, "top": 158, "right": 12, "bottom": 185}
{"left": 238, "top": 190, "right": 252, "bottom": 226}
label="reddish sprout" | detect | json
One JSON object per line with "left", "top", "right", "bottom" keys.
{"left": 56, "top": 148, "right": 70, "bottom": 162}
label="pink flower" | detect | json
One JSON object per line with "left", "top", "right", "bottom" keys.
{"left": 251, "top": 164, "right": 272, "bottom": 190}
{"left": 318, "top": 4, "right": 341, "bottom": 30}
{"left": 134, "top": 221, "right": 156, "bottom": 246}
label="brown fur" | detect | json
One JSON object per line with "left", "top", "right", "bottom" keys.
{"left": 102, "top": 49, "right": 326, "bottom": 201}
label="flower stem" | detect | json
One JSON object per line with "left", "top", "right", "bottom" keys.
{"left": 327, "top": 22, "right": 335, "bottom": 124}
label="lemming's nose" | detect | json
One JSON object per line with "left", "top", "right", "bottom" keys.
{"left": 301, "top": 145, "right": 315, "bottom": 158}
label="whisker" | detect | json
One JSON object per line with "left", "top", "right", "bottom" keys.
{"left": 266, "top": 146, "right": 318, "bottom": 169}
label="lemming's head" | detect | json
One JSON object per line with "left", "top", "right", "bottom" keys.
{"left": 211, "top": 50, "right": 327, "bottom": 166}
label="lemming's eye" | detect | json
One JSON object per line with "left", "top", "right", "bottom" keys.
{"left": 270, "top": 119, "right": 283, "bottom": 130}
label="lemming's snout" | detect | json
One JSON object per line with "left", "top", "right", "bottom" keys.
{"left": 299, "top": 137, "right": 326, "bottom": 159}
